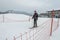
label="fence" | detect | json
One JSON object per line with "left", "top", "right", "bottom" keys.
{"left": 0, "top": 15, "right": 59, "bottom": 40}
{"left": 0, "top": 14, "right": 30, "bottom": 23}
{"left": 4, "top": 18, "right": 59, "bottom": 40}
{"left": 12, "top": 19, "right": 50, "bottom": 40}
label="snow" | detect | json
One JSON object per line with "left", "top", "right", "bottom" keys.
{"left": 0, "top": 13, "right": 31, "bottom": 40}
{"left": 50, "top": 18, "right": 60, "bottom": 40}
{"left": 0, "top": 13, "right": 60, "bottom": 40}
{"left": 50, "top": 27, "right": 60, "bottom": 40}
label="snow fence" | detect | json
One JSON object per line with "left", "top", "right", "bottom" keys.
{"left": 0, "top": 14, "right": 59, "bottom": 40}
{"left": 12, "top": 19, "right": 51, "bottom": 40}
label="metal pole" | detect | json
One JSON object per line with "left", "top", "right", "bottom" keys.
{"left": 3, "top": 14, "right": 4, "bottom": 23}
{"left": 6, "top": 38, "right": 8, "bottom": 40}
{"left": 33, "top": 29, "right": 34, "bottom": 40}
{"left": 20, "top": 33, "right": 22, "bottom": 40}
{"left": 14, "top": 36, "right": 16, "bottom": 40}
{"left": 57, "top": 18, "right": 59, "bottom": 29}
{"left": 26, "top": 32, "right": 28, "bottom": 40}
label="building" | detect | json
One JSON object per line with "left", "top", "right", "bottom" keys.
{"left": 39, "top": 10, "right": 60, "bottom": 18}
{"left": 47, "top": 10, "right": 60, "bottom": 18}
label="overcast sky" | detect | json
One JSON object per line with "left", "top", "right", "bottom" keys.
{"left": 0, "top": 0, "right": 60, "bottom": 13}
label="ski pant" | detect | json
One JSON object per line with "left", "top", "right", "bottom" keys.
{"left": 33, "top": 20, "right": 37, "bottom": 27}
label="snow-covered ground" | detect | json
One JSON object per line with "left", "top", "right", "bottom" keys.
{"left": 0, "top": 13, "right": 50, "bottom": 40}
{"left": 50, "top": 27, "right": 60, "bottom": 40}
{"left": 0, "top": 13, "right": 60, "bottom": 40}
{"left": 50, "top": 18, "right": 60, "bottom": 40}
{"left": 0, "top": 14, "right": 31, "bottom": 40}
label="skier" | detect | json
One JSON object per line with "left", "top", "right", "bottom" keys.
{"left": 32, "top": 10, "right": 38, "bottom": 28}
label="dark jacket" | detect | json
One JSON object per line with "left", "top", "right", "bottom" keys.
{"left": 32, "top": 13, "right": 38, "bottom": 21}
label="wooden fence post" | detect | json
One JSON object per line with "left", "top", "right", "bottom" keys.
{"left": 50, "top": 9, "right": 54, "bottom": 36}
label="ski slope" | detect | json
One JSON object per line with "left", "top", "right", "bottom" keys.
{"left": 0, "top": 13, "right": 60, "bottom": 40}
{"left": 0, "top": 13, "right": 50, "bottom": 40}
